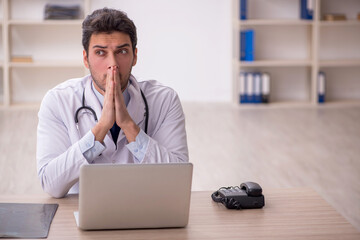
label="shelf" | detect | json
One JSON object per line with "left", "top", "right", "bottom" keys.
{"left": 317, "top": 100, "right": 360, "bottom": 107}
{"left": 8, "top": 19, "right": 83, "bottom": 26}
{"left": 236, "top": 101, "right": 313, "bottom": 109}
{"left": 319, "top": 59, "right": 360, "bottom": 67}
{"left": 320, "top": 20, "right": 360, "bottom": 27}
{"left": 10, "top": 61, "right": 84, "bottom": 68}
{"left": 239, "top": 19, "right": 313, "bottom": 26}
{"left": 238, "top": 59, "right": 312, "bottom": 67}
{"left": 236, "top": 100, "right": 360, "bottom": 109}
{"left": 0, "top": 0, "right": 90, "bottom": 108}
{"left": 0, "top": 103, "right": 41, "bottom": 109}
{"left": 233, "top": 0, "right": 360, "bottom": 106}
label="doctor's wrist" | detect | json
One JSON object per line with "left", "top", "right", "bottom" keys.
{"left": 122, "top": 121, "right": 140, "bottom": 143}
{"left": 91, "top": 122, "right": 110, "bottom": 143}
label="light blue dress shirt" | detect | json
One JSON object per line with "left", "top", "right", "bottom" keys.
{"left": 78, "top": 82, "right": 149, "bottom": 163}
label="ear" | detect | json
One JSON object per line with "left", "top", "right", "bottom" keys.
{"left": 83, "top": 50, "right": 89, "bottom": 69}
{"left": 132, "top": 48, "right": 138, "bottom": 66}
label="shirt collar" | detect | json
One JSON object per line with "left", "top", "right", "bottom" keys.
{"left": 91, "top": 80, "right": 130, "bottom": 108}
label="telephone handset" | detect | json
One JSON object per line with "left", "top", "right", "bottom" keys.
{"left": 240, "top": 182, "right": 263, "bottom": 197}
{"left": 211, "top": 182, "right": 265, "bottom": 209}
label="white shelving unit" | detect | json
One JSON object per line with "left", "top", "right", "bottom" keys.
{"left": 232, "top": 0, "right": 360, "bottom": 106}
{"left": 1, "top": 0, "right": 359, "bottom": 107}
{"left": 0, "top": 0, "right": 91, "bottom": 107}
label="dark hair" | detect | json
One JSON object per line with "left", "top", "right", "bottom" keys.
{"left": 82, "top": 8, "right": 137, "bottom": 55}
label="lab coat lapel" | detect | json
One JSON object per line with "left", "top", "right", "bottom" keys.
{"left": 127, "top": 75, "right": 146, "bottom": 127}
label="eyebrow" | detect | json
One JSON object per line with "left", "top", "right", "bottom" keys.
{"left": 92, "top": 43, "right": 131, "bottom": 49}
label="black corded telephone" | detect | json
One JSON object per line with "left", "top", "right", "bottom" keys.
{"left": 211, "top": 182, "right": 265, "bottom": 209}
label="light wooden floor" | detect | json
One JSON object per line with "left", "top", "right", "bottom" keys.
{"left": 0, "top": 103, "right": 359, "bottom": 232}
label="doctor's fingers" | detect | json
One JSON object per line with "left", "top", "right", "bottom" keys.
{"left": 101, "top": 84, "right": 116, "bottom": 129}
{"left": 113, "top": 70, "right": 124, "bottom": 102}
{"left": 105, "top": 67, "right": 115, "bottom": 96}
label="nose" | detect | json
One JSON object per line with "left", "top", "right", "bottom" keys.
{"left": 107, "top": 53, "right": 119, "bottom": 69}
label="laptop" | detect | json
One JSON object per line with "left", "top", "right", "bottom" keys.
{"left": 74, "top": 162, "right": 193, "bottom": 230}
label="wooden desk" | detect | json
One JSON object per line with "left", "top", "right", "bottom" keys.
{"left": 1, "top": 188, "right": 359, "bottom": 239}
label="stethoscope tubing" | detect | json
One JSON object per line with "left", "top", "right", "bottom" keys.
{"left": 75, "top": 88, "right": 149, "bottom": 135}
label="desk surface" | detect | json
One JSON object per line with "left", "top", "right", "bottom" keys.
{"left": 1, "top": 188, "right": 359, "bottom": 239}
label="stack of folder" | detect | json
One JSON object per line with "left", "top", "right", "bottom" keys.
{"left": 239, "top": 72, "right": 270, "bottom": 104}
{"left": 44, "top": 4, "right": 81, "bottom": 20}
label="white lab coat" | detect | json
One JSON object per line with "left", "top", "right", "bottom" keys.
{"left": 36, "top": 75, "right": 189, "bottom": 198}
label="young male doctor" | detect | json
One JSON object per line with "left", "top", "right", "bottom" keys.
{"left": 36, "top": 8, "right": 189, "bottom": 198}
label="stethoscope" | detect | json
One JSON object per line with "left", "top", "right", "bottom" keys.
{"left": 74, "top": 88, "right": 149, "bottom": 135}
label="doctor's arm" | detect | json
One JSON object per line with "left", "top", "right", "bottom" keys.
{"left": 128, "top": 90, "right": 189, "bottom": 164}
{"left": 36, "top": 92, "right": 89, "bottom": 198}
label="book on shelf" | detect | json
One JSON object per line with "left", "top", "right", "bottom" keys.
{"left": 11, "top": 56, "right": 33, "bottom": 63}
{"left": 254, "top": 73, "right": 262, "bottom": 103}
{"left": 318, "top": 71, "right": 325, "bottom": 103}
{"left": 323, "top": 14, "right": 347, "bottom": 21}
{"left": 246, "top": 72, "right": 254, "bottom": 103}
{"left": 239, "top": 72, "right": 246, "bottom": 103}
{"left": 300, "top": 0, "right": 313, "bottom": 20}
{"left": 240, "top": 31, "right": 246, "bottom": 61}
{"left": 240, "top": 0, "right": 247, "bottom": 20}
{"left": 239, "top": 72, "right": 270, "bottom": 104}
{"left": 261, "top": 73, "right": 270, "bottom": 103}
{"left": 240, "top": 29, "right": 254, "bottom": 61}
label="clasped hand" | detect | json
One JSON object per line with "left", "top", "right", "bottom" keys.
{"left": 92, "top": 66, "right": 140, "bottom": 143}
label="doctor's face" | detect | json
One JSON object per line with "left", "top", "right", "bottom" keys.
{"left": 83, "top": 31, "right": 138, "bottom": 94}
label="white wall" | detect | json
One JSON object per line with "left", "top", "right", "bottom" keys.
{"left": 90, "top": 0, "right": 233, "bottom": 102}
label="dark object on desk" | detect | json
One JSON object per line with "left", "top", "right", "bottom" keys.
{"left": 211, "top": 182, "right": 265, "bottom": 209}
{"left": 44, "top": 4, "right": 81, "bottom": 20}
{"left": 0, "top": 203, "right": 58, "bottom": 238}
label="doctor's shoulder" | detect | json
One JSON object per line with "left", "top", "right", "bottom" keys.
{"left": 139, "top": 80, "right": 181, "bottom": 104}
{"left": 39, "top": 76, "right": 87, "bottom": 112}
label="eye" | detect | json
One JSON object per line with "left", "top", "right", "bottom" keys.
{"left": 118, "top": 49, "right": 128, "bottom": 55}
{"left": 95, "top": 50, "right": 106, "bottom": 56}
